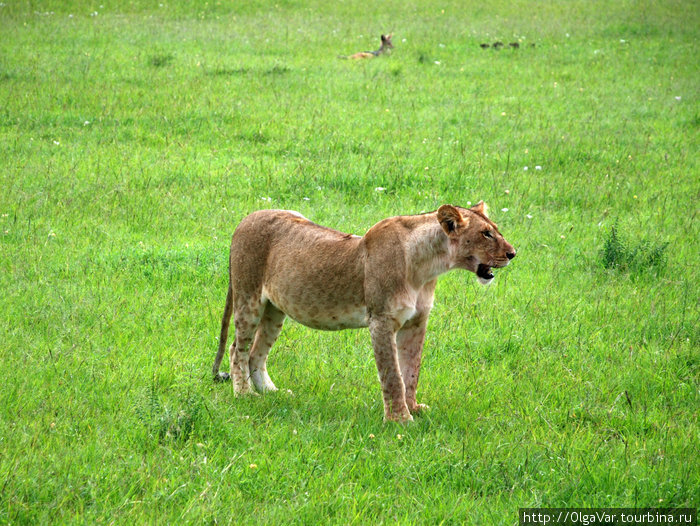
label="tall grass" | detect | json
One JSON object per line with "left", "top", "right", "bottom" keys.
{"left": 600, "top": 224, "right": 668, "bottom": 274}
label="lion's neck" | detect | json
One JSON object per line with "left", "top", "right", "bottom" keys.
{"left": 405, "top": 219, "right": 452, "bottom": 287}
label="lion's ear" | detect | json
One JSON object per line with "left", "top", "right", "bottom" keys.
{"left": 437, "top": 204, "right": 464, "bottom": 235}
{"left": 471, "top": 201, "right": 489, "bottom": 217}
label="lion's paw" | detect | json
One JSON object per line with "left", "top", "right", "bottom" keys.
{"left": 233, "top": 389, "right": 259, "bottom": 397}
{"left": 409, "top": 403, "right": 430, "bottom": 414}
{"left": 384, "top": 411, "right": 414, "bottom": 424}
{"left": 214, "top": 372, "right": 231, "bottom": 382}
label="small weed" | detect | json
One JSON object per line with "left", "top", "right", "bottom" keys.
{"left": 135, "top": 386, "right": 205, "bottom": 443}
{"left": 600, "top": 225, "right": 668, "bottom": 273}
{"left": 148, "top": 54, "right": 174, "bottom": 67}
{"left": 205, "top": 65, "right": 287, "bottom": 76}
{"left": 235, "top": 131, "right": 270, "bottom": 144}
{"left": 263, "top": 65, "right": 290, "bottom": 76}
{"left": 206, "top": 66, "right": 250, "bottom": 76}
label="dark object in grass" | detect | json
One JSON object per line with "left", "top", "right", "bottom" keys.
{"left": 263, "top": 65, "right": 290, "bottom": 76}
{"left": 509, "top": 42, "right": 520, "bottom": 48}
{"left": 148, "top": 54, "right": 174, "bottom": 67}
{"left": 215, "top": 372, "right": 231, "bottom": 382}
{"left": 207, "top": 67, "right": 250, "bottom": 76}
{"left": 492, "top": 41, "right": 504, "bottom": 49}
{"left": 480, "top": 43, "right": 490, "bottom": 49}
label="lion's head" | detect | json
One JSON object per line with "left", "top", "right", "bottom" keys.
{"left": 437, "top": 202, "right": 516, "bottom": 284}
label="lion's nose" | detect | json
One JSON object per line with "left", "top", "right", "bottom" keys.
{"left": 506, "top": 251, "right": 516, "bottom": 260}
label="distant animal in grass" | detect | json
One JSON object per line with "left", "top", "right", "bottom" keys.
{"left": 479, "top": 41, "right": 526, "bottom": 50}
{"left": 340, "top": 34, "right": 394, "bottom": 59}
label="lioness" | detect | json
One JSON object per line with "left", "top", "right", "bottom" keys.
{"left": 212, "top": 203, "right": 516, "bottom": 422}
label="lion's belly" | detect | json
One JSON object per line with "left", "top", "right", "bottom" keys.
{"left": 262, "top": 285, "right": 368, "bottom": 331}
{"left": 287, "top": 304, "right": 369, "bottom": 331}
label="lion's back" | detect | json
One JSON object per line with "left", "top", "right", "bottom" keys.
{"left": 229, "top": 211, "right": 367, "bottom": 327}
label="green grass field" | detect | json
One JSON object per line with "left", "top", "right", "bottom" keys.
{"left": 1, "top": 0, "right": 698, "bottom": 523}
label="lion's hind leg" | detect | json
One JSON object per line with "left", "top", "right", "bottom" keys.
{"left": 249, "top": 302, "right": 286, "bottom": 392}
{"left": 230, "top": 297, "right": 265, "bottom": 395}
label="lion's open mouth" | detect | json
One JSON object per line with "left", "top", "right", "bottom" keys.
{"left": 476, "top": 263, "right": 494, "bottom": 281}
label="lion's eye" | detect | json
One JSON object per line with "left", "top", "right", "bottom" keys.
{"left": 482, "top": 231, "right": 494, "bottom": 239}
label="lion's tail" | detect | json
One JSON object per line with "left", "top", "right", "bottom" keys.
{"left": 212, "top": 282, "right": 234, "bottom": 380}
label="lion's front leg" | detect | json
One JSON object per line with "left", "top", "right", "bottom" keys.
{"left": 397, "top": 318, "right": 429, "bottom": 414}
{"left": 368, "top": 315, "right": 412, "bottom": 423}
